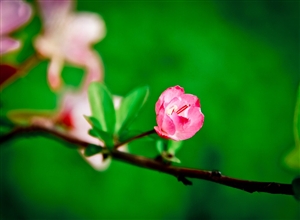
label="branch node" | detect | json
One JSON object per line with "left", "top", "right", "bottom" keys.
{"left": 211, "top": 170, "right": 222, "bottom": 178}
{"left": 177, "top": 175, "right": 193, "bottom": 186}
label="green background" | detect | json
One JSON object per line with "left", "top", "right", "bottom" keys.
{"left": 1, "top": 0, "right": 299, "bottom": 219}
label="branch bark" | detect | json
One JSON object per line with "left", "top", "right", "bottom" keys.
{"left": 0, "top": 124, "right": 294, "bottom": 196}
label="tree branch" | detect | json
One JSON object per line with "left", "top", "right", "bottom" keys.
{"left": 0, "top": 124, "right": 294, "bottom": 196}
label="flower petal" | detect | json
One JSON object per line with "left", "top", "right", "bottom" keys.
{"left": 48, "top": 57, "right": 64, "bottom": 90}
{"left": 0, "top": 0, "right": 32, "bottom": 35}
{"left": 37, "top": 0, "right": 72, "bottom": 30}
{"left": 158, "top": 85, "right": 184, "bottom": 105}
{"left": 66, "top": 13, "right": 106, "bottom": 46}
{"left": 157, "top": 112, "right": 176, "bottom": 136}
{"left": 179, "top": 94, "right": 201, "bottom": 107}
{"left": 67, "top": 50, "right": 103, "bottom": 89}
{"left": 0, "top": 37, "right": 20, "bottom": 55}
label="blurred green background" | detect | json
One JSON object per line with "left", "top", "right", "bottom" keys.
{"left": 1, "top": 0, "right": 299, "bottom": 219}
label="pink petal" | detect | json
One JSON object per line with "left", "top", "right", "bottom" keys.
{"left": 0, "top": 0, "right": 32, "bottom": 35}
{"left": 156, "top": 111, "right": 176, "bottom": 136}
{"left": 82, "top": 51, "right": 103, "bottom": 88}
{"left": 37, "top": 0, "right": 72, "bottom": 30}
{"left": 171, "top": 107, "right": 204, "bottom": 140}
{"left": 65, "top": 13, "right": 106, "bottom": 47}
{"left": 155, "top": 98, "right": 163, "bottom": 114}
{"left": 0, "top": 37, "right": 20, "bottom": 55}
{"left": 158, "top": 85, "right": 184, "bottom": 105}
{"left": 48, "top": 57, "right": 64, "bottom": 90}
{"left": 65, "top": 49, "right": 103, "bottom": 89}
{"left": 170, "top": 113, "right": 189, "bottom": 133}
{"left": 179, "top": 94, "right": 200, "bottom": 107}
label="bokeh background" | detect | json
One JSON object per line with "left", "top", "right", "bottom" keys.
{"left": 1, "top": 0, "right": 299, "bottom": 219}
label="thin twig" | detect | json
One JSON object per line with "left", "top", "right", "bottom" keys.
{"left": 0, "top": 124, "right": 294, "bottom": 196}
{"left": 0, "top": 53, "right": 40, "bottom": 90}
{"left": 115, "top": 129, "right": 156, "bottom": 149}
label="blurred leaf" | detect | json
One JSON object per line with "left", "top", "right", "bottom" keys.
{"left": 85, "top": 116, "right": 114, "bottom": 147}
{"left": 84, "top": 115, "right": 103, "bottom": 131}
{"left": 284, "top": 146, "right": 300, "bottom": 171}
{"left": 84, "top": 144, "right": 103, "bottom": 157}
{"left": 88, "top": 82, "right": 116, "bottom": 134}
{"left": 156, "top": 139, "right": 167, "bottom": 154}
{"left": 7, "top": 109, "right": 55, "bottom": 125}
{"left": 284, "top": 84, "right": 300, "bottom": 171}
{"left": 116, "top": 86, "right": 149, "bottom": 133}
{"left": 292, "top": 176, "right": 300, "bottom": 201}
{"left": 87, "top": 129, "right": 113, "bottom": 148}
{"left": 167, "top": 140, "right": 183, "bottom": 155}
{"left": 156, "top": 139, "right": 182, "bottom": 163}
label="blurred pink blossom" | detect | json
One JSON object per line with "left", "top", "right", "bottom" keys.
{"left": 34, "top": 0, "right": 106, "bottom": 90}
{"left": 56, "top": 90, "right": 123, "bottom": 171}
{"left": 0, "top": 0, "right": 32, "bottom": 55}
{"left": 154, "top": 86, "right": 204, "bottom": 141}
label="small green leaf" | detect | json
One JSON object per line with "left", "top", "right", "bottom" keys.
{"left": 88, "top": 129, "right": 114, "bottom": 148}
{"left": 88, "top": 129, "right": 99, "bottom": 138}
{"left": 84, "top": 115, "right": 103, "bottom": 130}
{"left": 167, "top": 140, "right": 183, "bottom": 155}
{"left": 156, "top": 139, "right": 167, "bottom": 154}
{"left": 84, "top": 145, "right": 103, "bottom": 157}
{"left": 85, "top": 116, "right": 114, "bottom": 147}
{"left": 116, "top": 86, "right": 149, "bottom": 133}
{"left": 292, "top": 176, "right": 300, "bottom": 201}
{"left": 88, "top": 82, "right": 116, "bottom": 134}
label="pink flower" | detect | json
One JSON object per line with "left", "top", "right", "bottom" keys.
{"left": 154, "top": 86, "right": 204, "bottom": 141}
{"left": 0, "top": 0, "right": 32, "bottom": 55}
{"left": 34, "top": 0, "right": 106, "bottom": 90}
{"left": 56, "top": 89, "right": 124, "bottom": 171}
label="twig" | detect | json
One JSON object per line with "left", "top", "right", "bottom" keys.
{"left": 0, "top": 53, "right": 40, "bottom": 90}
{"left": 0, "top": 124, "right": 294, "bottom": 196}
{"left": 114, "top": 129, "right": 156, "bottom": 149}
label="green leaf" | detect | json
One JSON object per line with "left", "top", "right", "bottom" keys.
{"left": 88, "top": 82, "right": 116, "bottom": 134}
{"left": 156, "top": 139, "right": 167, "bottom": 154}
{"left": 167, "top": 140, "right": 183, "bottom": 155}
{"left": 84, "top": 145, "right": 103, "bottom": 157}
{"left": 84, "top": 115, "right": 103, "bottom": 131}
{"left": 156, "top": 139, "right": 182, "bottom": 164}
{"left": 87, "top": 129, "right": 113, "bottom": 147}
{"left": 292, "top": 176, "right": 300, "bottom": 201}
{"left": 116, "top": 86, "right": 149, "bottom": 133}
{"left": 85, "top": 116, "right": 114, "bottom": 147}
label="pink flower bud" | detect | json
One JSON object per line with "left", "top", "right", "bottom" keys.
{"left": 154, "top": 85, "right": 204, "bottom": 141}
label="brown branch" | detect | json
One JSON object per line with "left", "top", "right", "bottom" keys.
{"left": 0, "top": 124, "right": 294, "bottom": 196}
